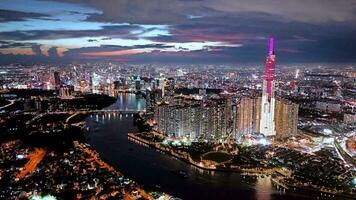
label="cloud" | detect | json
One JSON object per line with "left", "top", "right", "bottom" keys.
{"left": 31, "top": 44, "right": 43, "bottom": 56}
{"left": 47, "top": 0, "right": 209, "bottom": 24}
{"left": 205, "top": 0, "right": 356, "bottom": 23}
{"left": 0, "top": 40, "right": 35, "bottom": 49}
{"left": 0, "top": 0, "right": 355, "bottom": 64}
{"left": 87, "top": 39, "right": 98, "bottom": 42}
{"left": 62, "top": 44, "right": 174, "bottom": 58}
{"left": 0, "top": 24, "right": 151, "bottom": 41}
{"left": 48, "top": 47, "right": 59, "bottom": 57}
{"left": 52, "top": 0, "right": 356, "bottom": 24}
{"left": 0, "top": 9, "right": 50, "bottom": 22}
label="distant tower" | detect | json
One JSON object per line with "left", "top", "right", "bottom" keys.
{"left": 89, "top": 74, "right": 93, "bottom": 93}
{"left": 260, "top": 37, "right": 276, "bottom": 136}
{"left": 54, "top": 71, "right": 61, "bottom": 89}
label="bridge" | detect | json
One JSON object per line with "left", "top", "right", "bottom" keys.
{"left": 65, "top": 109, "right": 140, "bottom": 123}
{"left": 25, "top": 109, "right": 141, "bottom": 125}
{"left": 86, "top": 109, "right": 140, "bottom": 114}
{"left": 24, "top": 109, "right": 140, "bottom": 115}
{"left": 0, "top": 99, "right": 15, "bottom": 110}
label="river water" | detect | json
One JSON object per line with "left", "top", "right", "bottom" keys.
{"left": 86, "top": 93, "right": 312, "bottom": 200}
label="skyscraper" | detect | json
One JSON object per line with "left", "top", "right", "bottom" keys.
{"left": 260, "top": 37, "right": 276, "bottom": 136}
{"left": 54, "top": 71, "right": 61, "bottom": 89}
{"left": 154, "top": 95, "right": 229, "bottom": 141}
{"left": 274, "top": 97, "right": 299, "bottom": 139}
{"left": 235, "top": 96, "right": 261, "bottom": 138}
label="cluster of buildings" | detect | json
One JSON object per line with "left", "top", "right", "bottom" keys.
{"left": 0, "top": 38, "right": 354, "bottom": 146}
{"left": 0, "top": 37, "right": 354, "bottom": 198}
{"left": 0, "top": 140, "right": 170, "bottom": 200}
{"left": 154, "top": 95, "right": 231, "bottom": 141}
{"left": 153, "top": 38, "right": 299, "bottom": 142}
{"left": 236, "top": 96, "right": 298, "bottom": 140}
{"left": 236, "top": 144, "right": 355, "bottom": 194}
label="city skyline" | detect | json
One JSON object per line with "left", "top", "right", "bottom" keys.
{"left": 0, "top": 0, "right": 356, "bottom": 64}
{"left": 0, "top": 1, "right": 355, "bottom": 200}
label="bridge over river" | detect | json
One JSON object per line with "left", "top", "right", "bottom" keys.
{"left": 24, "top": 109, "right": 140, "bottom": 125}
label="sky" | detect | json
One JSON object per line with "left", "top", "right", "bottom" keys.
{"left": 0, "top": 0, "right": 355, "bottom": 64}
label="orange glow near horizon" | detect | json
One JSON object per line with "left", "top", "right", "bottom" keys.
{"left": 56, "top": 47, "right": 66, "bottom": 57}
{"left": 0, "top": 46, "right": 67, "bottom": 57}
{"left": 80, "top": 48, "right": 152, "bottom": 57}
{"left": 0, "top": 48, "right": 35, "bottom": 55}
{"left": 40, "top": 46, "right": 67, "bottom": 57}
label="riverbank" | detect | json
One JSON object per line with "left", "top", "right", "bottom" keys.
{"left": 74, "top": 141, "right": 175, "bottom": 200}
{"left": 128, "top": 133, "right": 276, "bottom": 174}
{"left": 128, "top": 132, "right": 356, "bottom": 199}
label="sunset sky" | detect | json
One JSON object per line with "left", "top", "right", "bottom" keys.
{"left": 0, "top": 0, "right": 355, "bottom": 64}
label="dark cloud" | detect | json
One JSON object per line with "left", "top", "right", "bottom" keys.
{"left": 0, "top": 41, "right": 36, "bottom": 49}
{"left": 0, "top": 9, "right": 50, "bottom": 22}
{"left": 87, "top": 39, "right": 98, "bottom": 42}
{"left": 205, "top": 0, "right": 356, "bottom": 24}
{"left": 51, "top": 0, "right": 199, "bottom": 24}
{"left": 101, "top": 37, "right": 112, "bottom": 40}
{"left": 0, "top": 24, "right": 144, "bottom": 40}
{"left": 62, "top": 44, "right": 174, "bottom": 58}
{"left": 101, "top": 44, "right": 173, "bottom": 49}
{"left": 48, "top": 47, "right": 59, "bottom": 58}
{"left": 31, "top": 44, "right": 43, "bottom": 56}
{"left": 52, "top": 0, "right": 356, "bottom": 24}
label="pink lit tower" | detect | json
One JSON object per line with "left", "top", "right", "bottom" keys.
{"left": 259, "top": 37, "right": 276, "bottom": 136}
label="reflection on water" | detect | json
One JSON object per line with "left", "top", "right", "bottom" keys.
{"left": 109, "top": 93, "right": 145, "bottom": 111}
{"left": 91, "top": 112, "right": 135, "bottom": 123}
{"left": 256, "top": 175, "right": 273, "bottom": 200}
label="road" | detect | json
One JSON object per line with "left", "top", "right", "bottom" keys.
{"left": 17, "top": 148, "right": 46, "bottom": 179}
{"left": 0, "top": 99, "right": 15, "bottom": 110}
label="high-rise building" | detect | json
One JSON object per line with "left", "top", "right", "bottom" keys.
{"left": 235, "top": 96, "right": 261, "bottom": 138}
{"left": 54, "top": 71, "right": 61, "bottom": 89}
{"left": 0, "top": 80, "right": 4, "bottom": 93}
{"left": 155, "top": 77, "right": 166, "bottom": 97}
{"left": 41, "top": 73, "right": 52, "bottom": 90}
{"left": 235, "top": 96, "right": 298, "bottom": 140}
{"left": 274, "top": 98, "right": 299, "bottom": 139}
{"left": 135, "top": 76, "right": 143, "bottom": 92}
{"left": 260, "top": 37, "right": 277, "bottom": 136}
{"left": 60, "top": 85, "right": 74, "bottom": 99}
{"left": 79, "top": 80, "right": 86, "bottom": 93}
{"left": 200, "top": 97, "right": 229, "bottom": 140}
{"left": 145, "top": 88, "right": 155, "bottom": 114}
{"left": 154, "top": 96, "right": 229, "bottom": 141}
{"left": 165, "top": 78, "right": 175, "bottom": 97}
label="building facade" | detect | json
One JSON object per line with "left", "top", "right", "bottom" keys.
{"left": 154, "top": 96, "right": 230, "bottom": 141}
{"left": 235, "top": 96, "right": 298, "bottom": 140}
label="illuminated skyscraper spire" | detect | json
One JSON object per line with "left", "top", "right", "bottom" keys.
{"left": 260, "top": 37, "right": 276, "bottom": 136}
{"left": 264, "top": 37, "right": 276, "bottom": 102}
{"left": 268, "top": 37, "right": 274, "bottom": 55}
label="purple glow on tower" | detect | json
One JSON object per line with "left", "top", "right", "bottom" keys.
{"left": 265, "top": 37, "right": 276, "bottom": 102}
{"left": 268, "top": 37, "right": 274, "bottom": 55}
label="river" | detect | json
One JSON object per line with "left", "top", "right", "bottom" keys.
{"left": 85, "top": 93, "right": 312, "bottom": 200}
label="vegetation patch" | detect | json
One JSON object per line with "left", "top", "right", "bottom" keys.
{"left": 202, "top": 151, "right": 233, "bottom": 163}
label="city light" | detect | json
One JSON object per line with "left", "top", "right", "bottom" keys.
{"left": 323, "top": 129, "right": 333, "bottom": 135}
{"left": 258, "top": 138, "right": 269, "bottom": 146}
{"left": 30, "top": 195, "right": 57, "bottom": 200}
{"left": 0, "top": 2, "right": 355, "bottom": 199}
